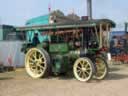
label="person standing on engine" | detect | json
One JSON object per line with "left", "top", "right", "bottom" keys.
{"left": 32, "top": 33, "right": 40, "bottom": 46}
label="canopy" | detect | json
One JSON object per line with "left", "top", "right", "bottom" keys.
{"left": 16, "top": 19, "right": 116, "bottom": 31}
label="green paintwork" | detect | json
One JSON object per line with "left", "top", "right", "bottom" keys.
{"left": 88, "top": 48, "right": 99, "bottom": 54}
{"left": 52, "top": 55, "right": 69, "bottom": 74}
{"left": 49, "top": 43, "right": 69, "bottom": 53}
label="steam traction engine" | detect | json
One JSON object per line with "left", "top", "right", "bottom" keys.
{"left": 17, "top": 19, "right": 115, "bottom": 82}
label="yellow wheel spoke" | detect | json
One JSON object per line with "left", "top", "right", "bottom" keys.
{"left": 77, "top": 66, "right": 82, "bottom": 70}
{"left": 78, "top": 70, "right": 82, "bottom": 76}
{"left": 85, "top": 70, "right": 90, "bottom": 75}
{"left": 39, "top": 65, "right": 45, "bottom": 70}
{"left": 33, "top": 51, "right": 37, "bottom": 59}
{"left": 29, "top": 62, "right": 34, "bottom": 65}
{"left": 77, "top": 69, "right": 81, "bottom": 73}
{"left": 85, "top": 63, "right": 89, "bottom": 68}
{"left": 80, "top": 61, "right": 85, "bottom": 67}
{"left": 39, "top": 57, "right": 45, "bottom": 63}
{"left": 81, "top": 73, "right": 85, "bottom": 78}
{"left": 86, "top": 67, "right": 91, "bottom": 71}
{"left": 82, "top": 72, "right": 87, "bottom": 78}
{"left": 29, "top": 58, "right": 35, "bottom": 62}
{"left": 97, "top": 64, "right": 105, "bottom": 70}
{"left": 39, "top": 54, "right": 43, "bottom": 58}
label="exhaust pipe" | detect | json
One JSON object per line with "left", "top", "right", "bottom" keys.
{"left": 125, "top": 22, "right": 128, "bottom": 33}
{"left": 87, "top": 0, "right": 92, "bottom": 20}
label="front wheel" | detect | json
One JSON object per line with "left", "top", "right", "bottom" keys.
{"left": 73, "top": 57, "right": 94, "bottom": 82}
{"left": 25, "top": 48, "right": 50, "bottom": 79}
{"left": 94, "top": 57, "right": 108, "bottom": 80}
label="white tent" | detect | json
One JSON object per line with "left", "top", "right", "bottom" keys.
{"left": 0, "top": 41, "right": 25, "bottom": 67}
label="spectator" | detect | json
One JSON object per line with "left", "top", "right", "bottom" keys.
{"left": 110, "top": 36, "right": 120, "bottom": 55}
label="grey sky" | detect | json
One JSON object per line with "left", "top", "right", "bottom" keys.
{"left": 0, "top": 0, "right": 128, "bottom": 30}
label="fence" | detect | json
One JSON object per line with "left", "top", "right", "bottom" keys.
{"left": 0, "top": 41, "right": 25, "bottom": 67}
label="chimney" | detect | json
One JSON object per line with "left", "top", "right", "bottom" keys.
{"left": 125, "top": 22, "right": 128, "bottom": 33}
{"left": 87, "top": 0, "right": 92, "bottom": 20}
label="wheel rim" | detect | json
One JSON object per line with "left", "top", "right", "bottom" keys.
{"left": 95, "top": 58, "right": 107, "bottom": 79}
{"left": 74, "top": 58, "right": 93, "bottom": 82}
{"left": 25, "top": 48, "right": 47, "bottom": 78}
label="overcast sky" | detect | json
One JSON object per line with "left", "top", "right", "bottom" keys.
{"left": 0, "top": 0, "right": 128, "bottom": 30}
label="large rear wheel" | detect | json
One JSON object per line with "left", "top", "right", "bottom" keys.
{"left": 73, "top": 57, "right": 94, "bottom": 82}
{"left": 94, "top": 57, "right": 108, "bottom": 80}
{"left": 25, "top": 48, "right": 50, "bottom": 78}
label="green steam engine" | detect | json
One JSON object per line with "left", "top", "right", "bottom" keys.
{"left": 17, "top": 19, "right": 115, "bottom": 82}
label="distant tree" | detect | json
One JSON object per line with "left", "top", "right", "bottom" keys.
{"left": 51, "top": 10, "right": 65, "bottom": 17}
{"left": 67, "top": 13, "right": 80, "bottom": 21}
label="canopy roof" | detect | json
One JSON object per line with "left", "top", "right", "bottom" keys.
{"left": 26, "top": 14, "right": 50, "bottom": 26}
{"left": 16, "top": 19, "right": 116, "bottom": 31}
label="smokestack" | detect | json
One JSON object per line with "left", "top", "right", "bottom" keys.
{"left": 125, "top": 22, "right": 128, "bottom": 33}
{"left": 87, "top": 0, "right": 92, "bottom": 20}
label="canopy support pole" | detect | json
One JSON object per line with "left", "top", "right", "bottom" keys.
{"left": 94, "top": 26, "right": 99, "bottom": 44}
{"left": 106, "top": 24, "right": 110, "bottom": 48}
{"left": 99, "top": 24, "right": 103, "bottom": 48}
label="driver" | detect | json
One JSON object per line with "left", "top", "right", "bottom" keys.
{"left": 32, "top": 33, "right": 40, "bottom": 46}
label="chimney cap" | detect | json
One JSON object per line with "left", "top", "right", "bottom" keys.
{"left": 81, "top": 16, "right": 88, "bottom": 21}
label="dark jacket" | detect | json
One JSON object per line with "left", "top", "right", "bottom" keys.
{"left": 32, "top": 37, "right": 40, "bottom": 46}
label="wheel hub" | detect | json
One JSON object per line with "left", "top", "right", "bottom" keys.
{"left": 82, "top": 67, "right": 86, "bottom": 71}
